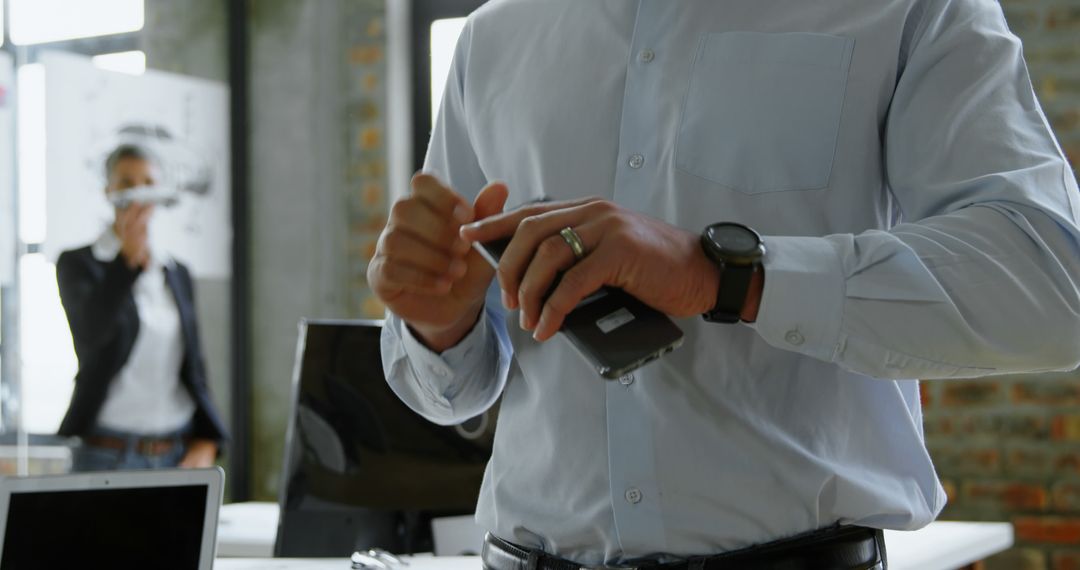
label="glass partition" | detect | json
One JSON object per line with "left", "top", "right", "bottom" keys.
{"left": 0, "top": 1, "right": 233, "bottom": 481}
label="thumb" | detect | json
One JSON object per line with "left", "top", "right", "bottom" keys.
{"left": 472, "top": 182, "right": 509, "bottom": 221}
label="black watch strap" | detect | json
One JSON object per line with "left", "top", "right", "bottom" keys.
{"left": 705, "top": 263, "right": 754, "bottom": 323}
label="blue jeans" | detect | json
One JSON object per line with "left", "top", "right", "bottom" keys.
{"left": 72, "top": 425, "right": 189, "bottom": 472}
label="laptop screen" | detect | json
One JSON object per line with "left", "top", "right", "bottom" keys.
{"left": 1, "top": 485, "right": 207, "bottom": 569}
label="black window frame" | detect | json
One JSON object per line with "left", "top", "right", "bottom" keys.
{"left": 410, "top": 0, "right": 487, "bottom": 173}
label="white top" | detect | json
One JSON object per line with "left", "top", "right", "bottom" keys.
{"left": 383, "top": 0, "right": 1080, "bottom": 565}
{"left": 91, "top": 229, "right": 196, "bottom": 435}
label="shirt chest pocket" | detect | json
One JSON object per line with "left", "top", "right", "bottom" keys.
{"left": 675, "top": 31, "right": 854, "bottom": 194}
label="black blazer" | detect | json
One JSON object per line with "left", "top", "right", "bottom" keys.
{"left": 55, "top": 246, "right": 228, "bottom": 445}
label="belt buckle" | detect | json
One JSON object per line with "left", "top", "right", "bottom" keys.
{"left": 139, "top": 438, "right": 166, "bottom": 455}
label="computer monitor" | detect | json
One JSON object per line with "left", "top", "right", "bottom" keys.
{"left": 274, "top": 319, "right": 495, "bottom": 557}
{"left": 0, "top": 468, "right": 223, "bottom": 570}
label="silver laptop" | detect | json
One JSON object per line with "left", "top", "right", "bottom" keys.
{"left": 0, "top": 467, "right": 224, "bottom": 570}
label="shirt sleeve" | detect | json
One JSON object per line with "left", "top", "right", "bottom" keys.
{"left": 381, "top": 17, "right": 514, "bottom": 423}
{"left": 751, "top": 0, "right": 1080, "bottom": 379}
{"left": 382, "top": 296, "right": 512, "bottom": 425}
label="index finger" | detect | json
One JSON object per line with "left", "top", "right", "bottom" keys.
{"left": 411, "top": 173, "right": 471, "bottom": 222}
{"left": 460, "top": 196, "right": 601, "bottom": 243}
{"left": 116, "top": 205, "right": 140, "bottom": 227}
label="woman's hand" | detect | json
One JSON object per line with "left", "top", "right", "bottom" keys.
{"left": 179, "top": 439, "right": 218, "bottom": 469}
{"left": 115, "top": 203, "right": 154, "bottom": 270}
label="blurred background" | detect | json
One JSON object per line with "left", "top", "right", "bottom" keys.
{"left": 0, "top": 1, "right": 1077, "bottom": 568}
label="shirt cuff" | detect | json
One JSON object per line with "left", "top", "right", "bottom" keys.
{"left": 749, "top": 235, "right": 846, "bottom": 362}
{"left": 398, "top": 310, "right": 491, "bottom": 397}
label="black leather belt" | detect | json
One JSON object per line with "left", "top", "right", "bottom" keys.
{"left": 481, "top": 525, "right": 886, "bottom": 570}
{"left": 84, "top": 435, "right": 179, "bottom": 456}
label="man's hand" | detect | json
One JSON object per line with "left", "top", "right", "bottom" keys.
{"left": 368, "top": 174, "right": 509, "bottom": 352}
{"left": 460, "top": 199, "right": 761, "bottom": 342}
{"left": 115, "top": 203, "right": 153, "bottom": 270}
{"left": 178, "top": 439, "right": 217, "bottom": 469}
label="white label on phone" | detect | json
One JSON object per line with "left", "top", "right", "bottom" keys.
{"left": 597, "top": 308, "right": 635, "bottom": 334}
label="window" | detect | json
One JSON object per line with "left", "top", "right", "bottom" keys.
{"left": 16, "top": 63, "right": 44, "bottom": 245}
{"left": 14, "top": 62, "right": 75, "bottom": 434}
{"left": 429, "top": 18, "right": 467, "bottom": 121}
{"left": 18, "top": 253, "right": 76, "bottom": 434}
{"left": 7, "top": 0, "right": 145, "bottom": 434}
{"left": 9, "top": 0, "right": 143, "bottom": 45}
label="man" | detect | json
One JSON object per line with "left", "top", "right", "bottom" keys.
{"left": 57, "top": 144, "right": 227, "bottom": 471}
{"left": 369, "top": 1, "right": 1080, "bottom": 567}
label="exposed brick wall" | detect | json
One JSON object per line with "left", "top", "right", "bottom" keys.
{"left": 924, "top": 372, "right": 1080, "bottom": 568}
{"left": 923, "top": 2, "right": 1080, "bottom": 568}
{"left": 341, "top": 0, "right": 390, "bottom": 320}
{"left": 1004, "top": 0, "right": 1080, "bottom": 170}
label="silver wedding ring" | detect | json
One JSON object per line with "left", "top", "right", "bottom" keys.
{"left": 559, "top": 227, "right": 586, "bottom": 261}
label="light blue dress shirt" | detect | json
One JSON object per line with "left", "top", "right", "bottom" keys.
{"left": 381, "top": 0, "right": 1080, "bottom": 565}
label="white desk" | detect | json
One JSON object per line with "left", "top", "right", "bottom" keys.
{"left": 885, "top": 521, "right": 1014, "bottom": 570}
{"left": 217, "top": 502, "right": 280, "bottom": 557}
{"left": 217, "top": 503, "right": 1013, "bottom": 569}
{"left": 215, "top": 555, "right": 476, "bottom": 570}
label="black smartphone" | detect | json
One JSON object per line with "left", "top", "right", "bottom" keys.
{"left": 474, "top": 237, "right": 684, "bottom": 379}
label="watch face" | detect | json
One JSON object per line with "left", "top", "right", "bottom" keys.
{"left": 708, "top": 224, "right": 761, "bottom": 255}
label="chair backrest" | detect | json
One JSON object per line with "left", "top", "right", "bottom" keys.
{"left": 274, "top": 319, "right": 495, "bottom": 557}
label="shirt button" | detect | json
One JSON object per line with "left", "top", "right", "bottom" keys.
{"left": 618, "top": 373, "right": 635, "bottom": 386}
{"left": 785, "top": 330, "right": 805, "bottom": 346}
{"left": 638, "top": 49, "right": 655, "bottom": 63}
{"left": 625, "top": 487, "right": 643, "bottom": 504}
{"left": 628, "top": 154, "right": 645, "bottom": 169}
{"left": 430, "top": 366, "right": 448, "bottom": 378}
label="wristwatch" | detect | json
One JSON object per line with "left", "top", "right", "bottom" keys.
{"left": 700, "top": 222, "right": 766, "bottom": 323}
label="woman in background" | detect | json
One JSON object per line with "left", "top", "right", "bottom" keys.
{"left": 56, "top": 144, "right": 227, "bottom": 471}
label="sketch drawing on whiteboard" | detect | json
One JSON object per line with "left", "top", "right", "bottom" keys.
{"left": 43, "top": 52, "right": 231, "bottom": 278}
{"left": 90, "top": 122, "right": 216, "bottom": 238}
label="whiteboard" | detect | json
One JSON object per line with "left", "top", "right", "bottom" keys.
{"left": 42, "top": 52, "right": 231, "bottom": 278}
